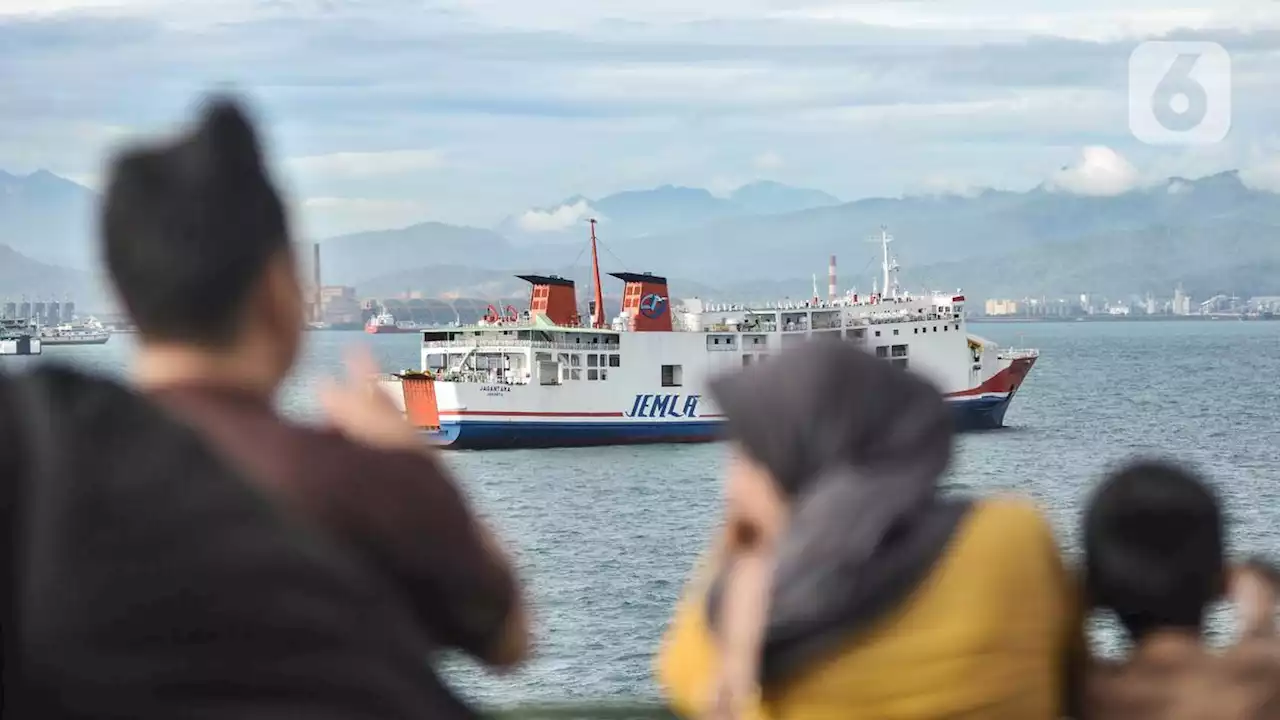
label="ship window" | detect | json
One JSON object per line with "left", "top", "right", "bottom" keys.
{"left": 600, "top": 369, "right": 608, "bottom": 381}
{"left": 609, "top": 354, "right": 621, "bottom": 367}
{"left": 570, "top": 354, "right": 581, "bottom": 366}
{"left": 892, "top": 358, "right": 909, "bottom": 370}
{"left": 893, "top": 329, "right": 899, "bottom": 335}
{"left": 891, "top": 344, "right": 908, "bottom": 357}
{"left": 588, "top": 368, "right": 599, "bottom": 380}
{"left": 913, "top": 328, "right": 918, "bottom": 334}
{"left": 943, "top": 325, "right": 948, "bottom": 331}
{"left": 571, "top": 369, "right": 581, "bottom": 380}
{"left": 875, "top": 346, "right": 888, "bottom": 358}
{"left": 661, "top": 364, "right": 683, "bottom": 387}
{"left": 557, "top": 353, "right": 570, "bottom": 365}
{"left": 874, "top": 330, "right": 881, "bottom": 337}
{"left": 588, "top": 354, "right": 599, "bottom": 367}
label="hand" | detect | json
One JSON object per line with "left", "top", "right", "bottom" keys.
{"left": 724, "top": 449, "right": 787, "bottom": 553}
{"left": 320, "top": 345, "right": 423, "bottom": 452}
{"left": 705, "top": 665, "right": 756, "bottom": 720}
{"left": 1231, "top": 558, "right": 1279, "bottom": 637}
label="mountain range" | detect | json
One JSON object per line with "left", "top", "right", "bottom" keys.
{"left": 3, "top": 168, "right": 1280, "bottom": 311}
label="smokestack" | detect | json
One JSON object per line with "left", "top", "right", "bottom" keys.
{"left": 312, "top": 243, "right": 322, "bottom": 323}
{"left": 828, "top": 254, "right": 838, "bottom": 302}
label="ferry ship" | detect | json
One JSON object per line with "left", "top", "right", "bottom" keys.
{"left": 39, "top": 318, "right": 111, "bottom": 346}
{"left": 379, "top": 223, "right": 1038, "bottom": 450}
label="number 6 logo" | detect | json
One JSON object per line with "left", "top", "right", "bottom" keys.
{"left": 1128, "top": 41, "right": 1231, "bottom": 145}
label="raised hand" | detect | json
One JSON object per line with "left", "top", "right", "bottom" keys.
{"left": 319, "top": 344, "right": 423, "bottom": 452}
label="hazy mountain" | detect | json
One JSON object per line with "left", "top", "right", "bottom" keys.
{"left": 729, "top": 181, "right": 841, "bottom": 215}
{"left": 0, "top": 170, "right": 98, "bottom": 270}
{"left": 0, "top": 243, "right": 108, "bottom": 308}
{"left": 10, "top": 167, "right": 1280, "bottom": 309}
{"left": 317, "top": 222, "right": 529, "bottom": 286}
{"left": 616, "top": 171, "right": 1280, "bottom": 287}
{"left": 357, "top": 262, "right": 723, "bottom": 302}
{"left": 911, "top": 218, "right": 1280, "bottom": 301}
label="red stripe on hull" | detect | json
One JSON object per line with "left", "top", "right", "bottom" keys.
{"left": 945, "top": 355, "right": 1037, "bottom": 398}
{"left": 440, "top": 411, "right": 728, "bottom": 419}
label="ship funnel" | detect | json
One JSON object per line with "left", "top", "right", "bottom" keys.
{"left": 517, "top": 274, "right": 580, "bottom": 326}
{"left": 828, "top": 254, "right": 837, "bottom": 302}
{"left": 609, "top": 272, "right": 672, "bottom": 332}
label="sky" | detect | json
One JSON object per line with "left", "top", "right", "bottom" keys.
{"left": 2, "top": 0, "right": 1280, "bottom": 239}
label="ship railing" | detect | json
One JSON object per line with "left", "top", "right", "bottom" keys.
{"left": 424, "top": 339, "right": 621, "bottom": 352}
{"left": 998, "top": 348, "right": 1040, "bottom": 359}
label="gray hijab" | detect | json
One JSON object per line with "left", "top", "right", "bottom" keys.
{"left": 705, "top": 338, "right": 971, "bottom": 684}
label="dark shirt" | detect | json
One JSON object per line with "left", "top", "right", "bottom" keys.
{"left": 2, "top": 367, "right": 501, "bottom": 720}
{"left": 149, "top": 384, "right": 516, "bottom": 660}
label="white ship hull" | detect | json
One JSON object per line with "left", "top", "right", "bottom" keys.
{"left": 0, "top": 336, "right": 42, "bottom": 356}
{"left": 379, "top": 302, "right": 1037, "bottom": 450}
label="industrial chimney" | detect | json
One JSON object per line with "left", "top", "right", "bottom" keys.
{"left": 828, "top": 254, "right": 838, "bottom": 302}
{"left": 312, "top": 243, "right": 322, "bottom": 323}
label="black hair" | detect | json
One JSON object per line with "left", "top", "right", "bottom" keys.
{"left": 101, "top": 95, "right": 290, "bottom": 346}
{"left": 1083, "top": 459, "right": 1225, "bottom": 640}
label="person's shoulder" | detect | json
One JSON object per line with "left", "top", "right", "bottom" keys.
{"left": 1225, "top": 636, "right": 1280, "bottom": 680}
{"left": 967, "top": 494, "right": 1056, "bottom": 539}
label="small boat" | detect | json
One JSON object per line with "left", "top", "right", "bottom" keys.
{"left": 365, "top": 311, "right": 423, "bottom": 334}
{"left": 39, "top": 318, "right": 111, "bottom": 346}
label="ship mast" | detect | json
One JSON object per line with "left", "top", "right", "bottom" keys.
{"left": 589, "top": 218, "right": 606, "bottom": 329}
{"left": 872, "top": 225, "right": 901, "bottom": 300}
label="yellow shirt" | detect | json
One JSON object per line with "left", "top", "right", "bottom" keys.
{"left": 655, "top": 497, "right": 1081, "bottom": 720}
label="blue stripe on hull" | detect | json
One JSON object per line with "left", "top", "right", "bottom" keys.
{"left": 427, "top": 396, "right": 1021, "bottom": 450}
{"left": 430, "top": 420, "right": 723, "bottom": 450}
{"left": 948, "top": 395, "right": 1013, "bottom": 431}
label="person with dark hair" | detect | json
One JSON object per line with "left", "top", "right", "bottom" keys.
{"left": 656, "top": 338, "right": 1080, "bottom": 719}
{"left": 1083, "top": 460, "right": 1280, "bottom": 720}
{"left": 30, "top": 94, "right": 526, "bottom": 716}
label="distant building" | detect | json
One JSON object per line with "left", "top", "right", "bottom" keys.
{"left": 1173, "top": 284, "right": 1193, "bottom": 315}
{"left": 318, "top": 285, "right": 361, "bottom": 325}
{"left": 984, "top": 299, "right": 1020, "bottom": 316}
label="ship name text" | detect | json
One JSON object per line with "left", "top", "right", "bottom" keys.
{"left": 625, "top": 393, "right": 701, "bottom": 418}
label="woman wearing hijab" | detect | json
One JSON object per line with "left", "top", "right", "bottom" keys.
{"left": 655, "top": 339, "right": 1083, "bottom": 720}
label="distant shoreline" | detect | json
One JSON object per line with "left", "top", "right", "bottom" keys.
{"left": 970, "top": 315, "right": 1276, "bottom": 323}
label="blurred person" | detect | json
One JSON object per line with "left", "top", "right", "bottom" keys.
{"left": 1082, "top": 460, "right": 1280, "bottom": 720}
{"left": 0, "top": 95, "right": 526, "bottom": 718}
{"left": 656, "top": 338, "right": 1079, "bottom": 720}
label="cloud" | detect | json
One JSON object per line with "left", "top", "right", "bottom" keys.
{"left": 1, "top": 0, "right": 1279, "bottom": 232}
{"left": 753, "top": 151, "right": 783, "bottom": 171}
{"left": 516, "top": 199, "right": 599, "bottom": 233}
{"left": 1046, "top": 146, "right": 1141, "bottom": 196}
{"left": 298, "top": 197, "right": 430, "bottom": 238}
{"left": 285, "top": 150, "right": 445, "bottom": 179}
